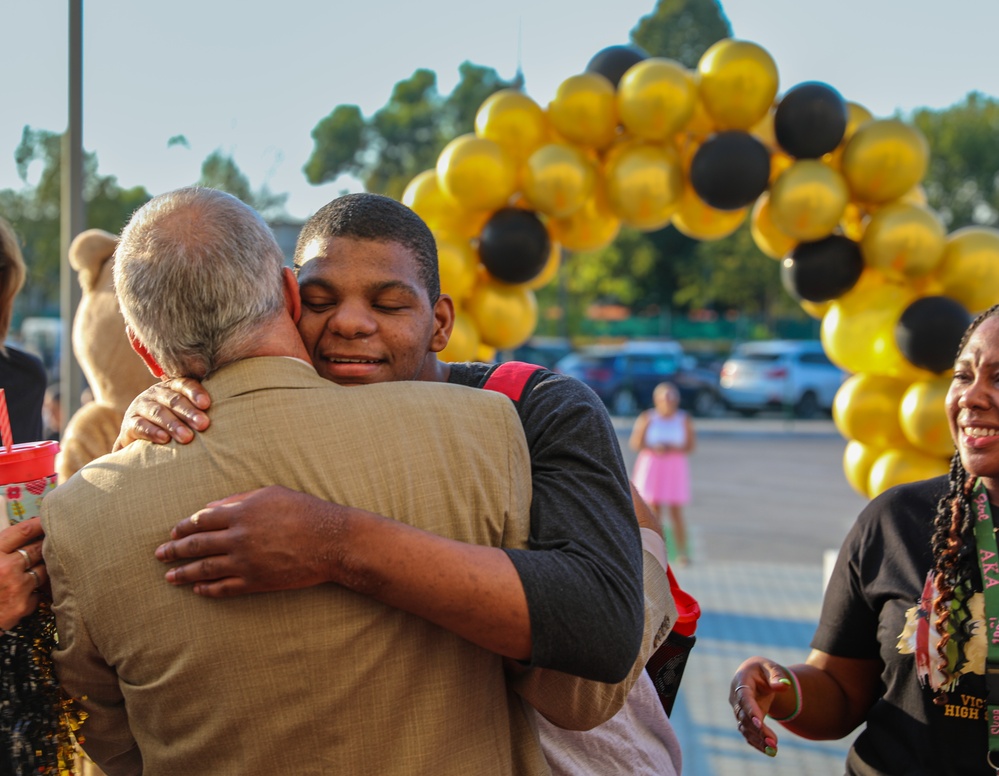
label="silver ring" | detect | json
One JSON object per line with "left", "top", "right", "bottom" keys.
{"left": 734, "top": 684, "right": 751, "bottom": 695}
{"left": 26, "top": 568, "right": 40, "bottom": 591}
{"left": 15, "top": 549, "right": 30, "bottom": 572}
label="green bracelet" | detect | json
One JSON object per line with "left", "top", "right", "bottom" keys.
{"left": 770, "top": 665, "right": 802, "bottom": 722}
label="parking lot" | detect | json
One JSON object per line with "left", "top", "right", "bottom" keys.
{"left": 614, "top": 415, "right": 869, "bottom": 776}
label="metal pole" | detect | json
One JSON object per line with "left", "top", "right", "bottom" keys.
{"left": 60, "top": 0, "right": 84, "bottom": 423}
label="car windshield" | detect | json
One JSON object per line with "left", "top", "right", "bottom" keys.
{"left": 733, "top": 352, "right": 782, "bottom": 362}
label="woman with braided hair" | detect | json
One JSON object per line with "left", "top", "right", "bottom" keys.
{"left": 727, "top": 304, "right": 999, "bottom": 775}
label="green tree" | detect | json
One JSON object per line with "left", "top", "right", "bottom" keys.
{"left": 630, "top": 0, "right": 732, "bottom": 67}
{"left": 4, "top": 127, "right": 151, "bottom": 316}
{"left": 912, "top": 92, "right": 999, "bottom": 229}
{"left": 304, "top": 63, "right": 519, "bottom": 199}
{"left": 197, "top": 149, "right": 288, "bottom": 220}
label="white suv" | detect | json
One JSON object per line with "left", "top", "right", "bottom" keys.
{"left": 719, "top": 340, "right": 846, "bottom": 418}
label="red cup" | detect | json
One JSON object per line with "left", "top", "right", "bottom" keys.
{"left": 1, "top": 441, "right": 59, "bottom": 524}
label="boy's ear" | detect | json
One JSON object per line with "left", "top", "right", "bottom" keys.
{"left": 429, "top": 294, "right": 455, "bottom": 354}
{"left": 126, "top": 327, "right": 166, "bottom": 379}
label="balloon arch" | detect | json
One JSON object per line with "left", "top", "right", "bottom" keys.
{"left": 400, "top": 39, "right": 999, "bottom": 499}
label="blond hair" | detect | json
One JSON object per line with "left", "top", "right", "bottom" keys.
{"left": 0, "top": 218, "right": 27, "bottom": 349}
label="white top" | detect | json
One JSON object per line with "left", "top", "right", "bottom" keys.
{"left": 644, "top": 411, "right": 687, "bottom": 449}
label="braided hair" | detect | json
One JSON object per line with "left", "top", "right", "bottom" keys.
{"left": 929, "top": 303, "right": 999, "bottom": 690}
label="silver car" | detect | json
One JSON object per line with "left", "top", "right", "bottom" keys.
{"left": 719, "top": 340, "right": 847, "bottom": 418}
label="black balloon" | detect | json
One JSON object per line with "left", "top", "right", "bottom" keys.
{"left": 478, "top": 208, "right": 551, "bottom": 285}
{"left": 774, "top": 82, "right": 848, "bottom": 159}
{"left": 781, "top": 235, "right": 864, "bottom": 302}
{"left": 895, "top": 296, "right": 972, "bottom": 373}
{"left": 689, "top": 132, "right": 771, "bottom": 211}
{"left": 585, "top": 45, "right": 649, "bottom": 88}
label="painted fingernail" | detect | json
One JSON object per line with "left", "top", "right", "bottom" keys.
{"left": 765, "top": 737, "right": 777, "bottom": 747}
{"left": 765, "top": 746, "right": 777, "bottom": 757}
{"left": 752, "top": 716, "right": 762, "bottom": 729}
{"left": 778, "top": 678, "right": 791, "bottom": 686}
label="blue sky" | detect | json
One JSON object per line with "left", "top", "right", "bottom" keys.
{"left": 4, "top": 0, "right": 997, "bottom": 219}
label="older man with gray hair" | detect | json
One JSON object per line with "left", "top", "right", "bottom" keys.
{"left": 41, "top": 187, "right": 546, "bottom": 776}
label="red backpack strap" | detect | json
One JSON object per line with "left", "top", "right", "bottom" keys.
{"left": 482, "top": 361, "right": 545, "bottom": 404}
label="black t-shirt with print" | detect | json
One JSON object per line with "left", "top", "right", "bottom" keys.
{"left": 814, "top": 475, "right": 990, "bottom": 775}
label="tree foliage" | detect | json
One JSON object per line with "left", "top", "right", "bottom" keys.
{"left": 912, "top": 92, "right": 999, "bottom": 228}
{"left": 197, "top": 149, "right": 288, "bottom": 219}
{"left": 303, "top": 63, "right": 519, "bottom": 199}
{"left": 631, "top": 0, "right": 732, "bottom": 67}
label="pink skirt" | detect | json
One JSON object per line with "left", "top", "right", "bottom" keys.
{"left": 632, "top": 450, "right": 690, "bottom": 506}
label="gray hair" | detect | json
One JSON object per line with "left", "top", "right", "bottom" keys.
{"left": 113, "top": 187, "right": 286, "bottom": 378}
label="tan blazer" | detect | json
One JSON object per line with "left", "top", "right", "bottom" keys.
{"left": 43, "top": 358, "right": 548, "bottom": 776}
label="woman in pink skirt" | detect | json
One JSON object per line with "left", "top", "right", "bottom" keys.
{"left": 629, "top": 382, "right": 696, "bottom": 566}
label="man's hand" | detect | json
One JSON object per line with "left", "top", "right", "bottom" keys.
{"left": 154, "top": 486, "right": 339, "bottom": 597}
{"left": 114, "top": 378, "right": 211, "bottom": 451}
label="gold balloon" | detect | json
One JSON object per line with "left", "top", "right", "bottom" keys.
{"left": 800, "top": 299, "right": 832, "bottom": 319}
{"left": 769, "top": 160, "right": 849, "bottom": 242}
{"left": 436, "top": 134, "right": 517, "bottom": 212}
{"left": 825, "top": 102, "right": 874, "bottom": 171}
{"left": 749, "top": 106, "right": 778, "bottom": 151}
{"left": 900, "top": 376, "right": 956, "bottom": 458}
{"left": 860, "top": 202, "right": 947, "bottom": 280}
{"left": 678, "top": 94, "right": 717, "bottom": 142}
{"left": 476, "top": 343, "right": 497, "bottom": 363}
{"left": 547, "top": 73, "right": 619, "bottom": 150}
{"left": 522, "top": 143, "right": 596, "bottom": 219}
{"left": 696, "top": 39, "right": 779, "bottom": 130}
{"left": 474, "top": 89, "right": 549, "bottom": 165}
{"left": 821, "top": 270, "right": 924, "bottom": 378}
{"left": 467, "top": 278, "right": 538, "bottom": 350}
{"left": 550, "top": 184, "right": 621, "bottom": 252}
{"left": 751, "top": 193, "right": 796, "bottom": 259}
{"left": 438, "top": 310, "right": 480, "bottom": 363}
{"left": 617, "top": 58, "right": 698, "bottom": 141}
{"left": 833, "top": 373, "right": 911, "bottom": 449}
{"left": 768, "top": 149, "right": 794, "bottom": 186}
{"left": 839, "top": 202, "right": 868, "bottom": 242}
{"left": 435, "top": 234, "right": 479, "bottom": 303}
{"left": 868, "top": 447, "right": 949, "bottom": 498}
{"left": 933, "top": 226, "right": 999, "bottom": 313}
{"left": 604, "top": 142, "right": 684, "bottom": 230}
{"left": 671, "top": 185, "right": 748, "bottom": 240}
{"left": 843, "top": 440, "right": 883, "bottom": 498}
{"left": 402, "top": 170, "right": 491, "bottom": 240}
{"left": 841, "top": 119, "right": 929, "bottom": 204}
{"left": 899, "top": 185, "right": 928, "bottom": 207}
{"left": 525, "top": 240, "right": 562, "bottom": 291}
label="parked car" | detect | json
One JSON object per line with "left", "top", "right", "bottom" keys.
{"left": 501, "top": 337, "right": 574, "bottom": 370}
{"left": 554, "top": 340, "right": 724, "bottom": 417}
{"left": 719, "top": 340, "right": 846, "bottom": 418}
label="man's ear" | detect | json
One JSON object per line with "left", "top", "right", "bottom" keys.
{"left": 429, "top": 294, "right": 455, "bottom": 354}
{"left": 126, "top": 326, "right": 166, "bottom": 379}
{"left": 282, "top": 267, "right": 302, "bottom": 324}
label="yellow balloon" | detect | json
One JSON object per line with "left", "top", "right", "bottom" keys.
{"left": 825, "top": 102, "right": 874, "bottom": 171}
{"left": 467, "top": 278, "right": 538, "bottom": 350}
{"left": 671, "top": 185, "right": 748, "bottom": 240}
{"left": 678, "top": 94, "right": 717, "bottom": 142}
{"left": 900, "top": 376, "right": 955, "bottom": 458}
{"left": 604, "top": 142, "right": 684, "bottom": 230}
{"left": 436, "top": 134, "right": 517, "bottom": 212}
{"left": 617, "top": 58, "right": 698, "bottom": 141}
{"left": 474, "top": 89, "right": 549, "bottom": 165}
{"left": 800, "top": 299, "right": 832, "bottom": 319}
{"left": 438, "top": 310, "right": 480, "bottom": 363}
{"left": 547, "top": 73, "right": 619, "bottom": 150}
{"left": 833, "top": 373, "right": 911, "bottom": 449}
{"left": 751, "top": 192, "right": 796, "bottom": 259}
{"left": 476, "top": 343, "right": 497, "bottom": 363}
{"left": 696, "top": 39, "right": 779, "bottom": 130}
{"left": 525, "top": 240, "right": 562, "bottom": 291}
{"left": 899, "top": 185, "right": 928, "bottom": 207}
{"left": 860, "top": 202, "right": 947, "bottom": 280}
{"left": 749, "top": 106, "right": 778, "bottom": 150}
{"left": 522, "top": 143, "right": 596, "bottom": 219}
{"left": 768, "top": 149, "right": 794, "bottom": 186}
{"left": 769, "top": 160, "right": 849, "bottom": 241}
{"left": 843, "top": 439, "right": 883, "bottom": 498}
{"left": 821, "top": 270, "right": 922, "bottom": 377}
{"left": 868, "top": 447, "right": 949, "bottom": 498}
{"left": 934, "top": 226, "right": 999, "bottom": 313}
{"left": 434, "top": 234, "right": 479, "bottom": 303}
{"left": 402, "top": 170, "right": 492, "bottom": 240}
{"left": 839, "top": 202, "right": 868, "bottom": 242}
{"left": 550, "top": 184, "right": 621, "bottom": 252}
{"left": 842, "top": 119, "right": 929, "bottom": 204}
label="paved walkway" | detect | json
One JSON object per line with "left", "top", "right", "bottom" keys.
{"left": 615, "top": 416, "right": 868, "bottom": 775}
